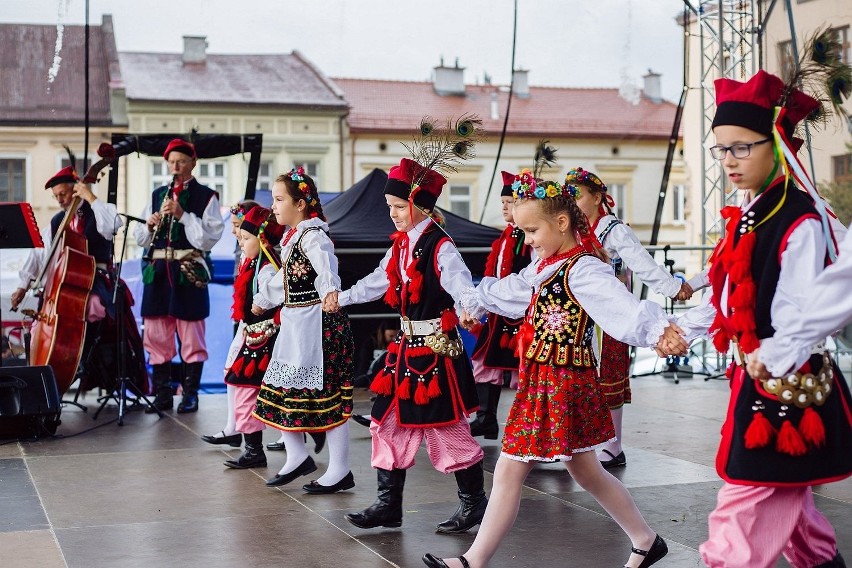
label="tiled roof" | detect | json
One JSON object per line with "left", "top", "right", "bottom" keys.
{"left": 119, "top": 51, "right": 348, "bottom": 109}
{"left": 332, "top": 78, "right": 679, "bottom": 140}
{"left": 0, "top": 22, "right": 115, "bottom": 125}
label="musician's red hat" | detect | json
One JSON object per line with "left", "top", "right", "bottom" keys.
{"left": 44, "top": 166, "right": 78, "bottom": 189}
{"left": 163, "top": 138, "right": 196, "bottom": 160}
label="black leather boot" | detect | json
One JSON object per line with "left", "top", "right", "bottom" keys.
{"left": 345, "top": 468, "right": 406, "bottom": 529}
{"left": 177, "top": 361, "right": 202, "bottom": 413}
{"left": 815, "top": 553, "right": 847, "bottom": 568}
{"left": 224, "top": 431, "right": 267, "bottom": 469}
{"left": 145, "top": 363, "right": 173, "bottom": 413}
{"left": 436, "top": 460, "right": 488, "bottom": 534}
{"left": 469, "top": 383, "right": 500, "bottom": 440}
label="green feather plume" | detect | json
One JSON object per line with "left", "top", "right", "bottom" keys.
{"left": 532, "top": 139, "right": 558, "bottom": 180}
{"left": 401, "top": 113, "right": 483, "bottom": 187}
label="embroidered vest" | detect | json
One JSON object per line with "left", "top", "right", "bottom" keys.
{"left": 524, "top": 252, "right": 595, "bottom": 367}
{"left": 283, "top": 227, "right": 322, "bottom": 307}
{"left": 149, "top": 178, "right": 216, "bottom": 251}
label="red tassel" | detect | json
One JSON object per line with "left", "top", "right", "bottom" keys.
{"left": 408, "top": 270, "right": 423, "bottom": 304}
{"left": 370, "top": 370, "right": 393, "bottom": 396}
{"left": 739, "top": 330, "right": 760, "bottom": 354}
{"left": 388, "top": 342, "right": 399, "bottom": 355}
{"left": 406, "top": 346, "right": 434, "bottom": 357}
{"left": 499, "top": 334, "right": 510, "bottom": 349}
{"left": 397, "top": 375, "right": 412, "bottom": 400}
{"left": 729, "top": 281, "right": 756, "bottom": 310}
{"left": 508, "top": 333, "right": 518, "bottom": 351}
{"left": 384, "top": 287, "right": 400, "bottom": 309}
{"left": 426, "top": 375, "right": 441, "bottom": 399}
{"left": 729, "top": 260, "right": 751, "bottom": 283}
{"left": 744, "top": 411, "right": 775, "bottom": 449}
{"left": 273, "top": 309, "right": 281, "bottom": 325}
{"left": 414, "top": 380, "right": 429, "bottom": 405}
{"left": 258, "top": 353, "right": 270, "bottom": 372}
{"left": 517, "top": 321, "right": 534, "bottom": 358}
{"left": 230, "top": 357, "right": 245, "bottom": 375}
{"left": 244, "top": 359, "right": 256, "bottom": 378}
{"left": 776, "top": 420, "right": 808, "bottom": 456}
{"left": 441, "top": 309, "right": 458, "bottom": 332}
{"left": 733, "top": 231, "right": 757, "bottom": 261}
{"left": 798, "top": 407, "right": 826, "bottom": 447}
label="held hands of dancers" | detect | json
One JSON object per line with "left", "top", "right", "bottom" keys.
{"left": 459, "top": 310, "right": 478, "bottom": 331}
{"left": 654, "top": 323, "right": 689, "bottom": 357}
{"left": 250, "top": 302, "right": 265, "bottom": 316}
{"left": 745, "top": 348, "right": 771, "bottom": 381}
{"left": 675, "top": 281, "right": 694, "bottom": 301}
{"left": 322, "top": 291, "right": 340, "bottom": 313}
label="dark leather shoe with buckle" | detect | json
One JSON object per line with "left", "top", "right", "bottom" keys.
{"left": 626, "top": 534, "right": 668, "bottom": 568}
{"left": 302, "top": 471, "right": 355, "bottom": 494}
{"left": 600, "top": 449, "right": 626, "bottom": 469}
{"left": 422, "top": 554, "right": 471, "bottom": 568}
{"left": 265, "top": 457, "right": 317, "bottom": 487}
{"left": 201, "top": 431, "right": 242, "bottom": 447}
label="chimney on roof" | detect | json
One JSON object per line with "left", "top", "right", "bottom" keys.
{"left": 490, "top": 92, "right": 499, "bottom": 120}
{"left": 433, "top": 58, "right": 465, "bottom": 96}
{"left": 512, "top": 68, "right": 529, "bottom": 99}
{"left": 182, "top": 35, "right": 208, "bottom": 64}
{"left": 643, "top": 69, "right": 662, "bottom": 103}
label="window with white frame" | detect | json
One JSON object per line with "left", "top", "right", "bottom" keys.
{"left": 447, "top": 184, "right": 471, "bottom": 219}
{"left": 258, "top": 161, "right": 273, "bottom": 190}
{"left": 0, "top": 159, "right": 26, "bottom": 202}
{"left": 672, "top": 184, "right": 686, "bottom": 223}
{"left": 833, "top": 26, "right": 850, "bottom": 65}
{"left": 608, "top": 183, "right": 626, "bottom": 220}
{"left": 293, "top": 160, "right": 320, "bottom": 188}
{"left": 60, "top": 156, "right": 91, "bottom": 174}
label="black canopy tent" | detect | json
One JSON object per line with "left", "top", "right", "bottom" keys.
{"left": 325, "top": 168, "right": 501, "bottom": 374}
{"left": 105, "top": 133, "right": 263, "bottom": 204}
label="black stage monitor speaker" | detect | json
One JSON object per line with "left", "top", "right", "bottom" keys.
{"left": 0, "top": 365, "right": 62, "bottom": 440}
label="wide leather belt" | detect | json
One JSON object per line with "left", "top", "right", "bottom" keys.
{"left": 400, "top": 317, "right": 442, "bottom": 337}
{"left": 150, "top": 248, "right": 198, "bottom": 261}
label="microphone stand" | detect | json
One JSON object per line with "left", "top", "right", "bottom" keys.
{"left": 93, "top": 215, "right": 163, "bottom": 424}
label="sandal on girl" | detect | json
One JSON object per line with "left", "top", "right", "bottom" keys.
{"left": 624, "top": 534, "right": 667, "bottom": 568}
{"left": 422, "top": 553, "right": 471, "bottom": 568}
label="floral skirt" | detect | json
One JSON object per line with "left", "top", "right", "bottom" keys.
{"left": 598, "top": 333, "right": 631, "bottom": 409}
{"left": 502, "top": 360, "right": 614, "bottom": 462}
{"left": 252, "top": 310, "right": 354, "bottom": 432}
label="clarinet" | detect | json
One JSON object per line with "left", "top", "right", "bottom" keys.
{"left": 150, "top": 175, "right": 177, "bottom": 261}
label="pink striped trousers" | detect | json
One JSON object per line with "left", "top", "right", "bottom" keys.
{"left": 700, "top": 483, "right": 838, "bottom": 568}
{"left": 369, "top": 407, "right": 484, "bottom": 474}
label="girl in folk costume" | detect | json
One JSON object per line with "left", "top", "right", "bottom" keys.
{"left": 571, "top": 167, "right": 695, "bottom": 469}
{"left": 671, "top": 32, "right": 852, "bottom": 568}
{"left": 201, "top": 200, "right": 259, "bottom": 449}
{"left": 327, "top": 118, "right": 489, "bottom": 535}
{"left": 468, "top": 170, "right": 532, "bottom": 440}
{"left": 424, "top": 176, "right": 679, "bottom": 568}
{"left": 251, "top": 168, "right": 355, "bottom": 493}
{"left": 220, "top": 206, "right": 285, "bottom": 470}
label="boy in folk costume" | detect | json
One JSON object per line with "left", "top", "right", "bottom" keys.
{"left": 468, "top": 170, "right": 532, "bottom": 440}
{"left": 670, "top": 34, "right": 852, "bottom": 568}
{"left": 221, "top": 207, "right": 285, "bottom": 470}
{"left": 326, "top": 144, "right": 488, "bottom": 534}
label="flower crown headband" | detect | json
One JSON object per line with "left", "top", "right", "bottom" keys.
{"left": 287, "top": 166, "right": 319, "bottom": 208}
{"left": 512, "top": 169, "right": 574, "bottom": 200}
{"left": 230, "top": 202, "right": 250, "bottom": 220}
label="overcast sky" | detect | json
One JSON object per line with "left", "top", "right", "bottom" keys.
{"left": 4, "top": 0, "right": 686, "bottom": 101}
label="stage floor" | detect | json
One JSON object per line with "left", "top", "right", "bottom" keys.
{"left": 2, "top": 373, "right": 850, "bottom": 568}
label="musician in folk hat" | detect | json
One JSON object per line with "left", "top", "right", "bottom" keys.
{"left": 134, "top": 138, "right": 225, "bottom": 414}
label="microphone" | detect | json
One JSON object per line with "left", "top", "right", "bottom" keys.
{"left": 118, "top": 212, "right": 148, "bottom": 224}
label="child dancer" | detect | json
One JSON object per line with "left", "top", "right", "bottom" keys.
{"left": 670, "top": 61, "right": 852, "bottom": 567}
{"left": 202, "top": 200, "right": 258, "bottom": 448}
{"left": 325, "top": 157, "right": 489, "bottom": 535}
{"left": 423, "top": 174, "right": 679, "bottom": 568}
{"left": 221, "top": 206, "right": 285, "bottom": 469}
{"left": 251, "top": 168, "right": 355, "bottom": 493}
{"left": 468, "top": 170, "right": 532, "bottom": 440}
{"left": 570, "top": 167, "right": 694, "bottom": 468}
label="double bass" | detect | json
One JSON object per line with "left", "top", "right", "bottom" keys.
{"left": 27, "top": 143, "right": 116, "bottom": 394}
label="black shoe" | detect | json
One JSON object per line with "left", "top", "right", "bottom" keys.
{"left": 600, "top": 449, "right": 626, "bottom": 469}
{"left": 201, "top": 431, "right": 242, "bottom": 447}
{"left": 265, "top": 457, "right": 317, "bottom": 487}
{"left": 815, "top": 553, "right": 847, "bottom": 568}
{"left": 469, "top": 418, "right": 499, "bottom": 440}
{"left": 266, "top": 441, "right": 286, "bottom": 451}
{"left": 302, "top": 471, "right": 355, "bottom": 494}
{"left": 176, "top": 394, "right": 198, "bottom": 413}
{"left": 351, "top": 414, "right": 372, "bottom": 428}
{"left": 630, "top": 534, "right": 667, "bottom": 568}
{"left": 223, "top": 450, "right": 267, "bottom": 469}
{"left": 345, "top": 468, "right": 405, "bottom": 529}
{"left": 422, "top": 554, "right": 471, "bottom": 568}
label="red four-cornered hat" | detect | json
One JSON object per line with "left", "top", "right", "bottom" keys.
{"left": 500, "top": 170, "right": 516, "bottom": 196}
{"left": 384, "top": 157, "right": 447, "bottom": 210}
